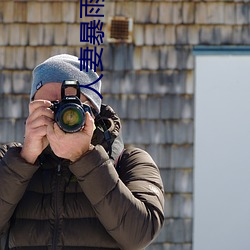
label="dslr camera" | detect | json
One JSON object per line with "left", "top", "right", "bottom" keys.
{"left": 50, "top": 80, "right": 92, "bottom": 133}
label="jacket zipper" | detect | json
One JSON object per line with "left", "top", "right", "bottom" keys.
{"left": 52, "top": 161, "right": 62, "bottom": 250}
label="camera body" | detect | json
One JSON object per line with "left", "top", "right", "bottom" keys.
{"left": 50, "top": 80, "right": 92, "bottom": 133}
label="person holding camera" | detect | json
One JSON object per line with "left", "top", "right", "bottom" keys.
{"left": 0, "top": 54, "right": 164, "bottom": 250}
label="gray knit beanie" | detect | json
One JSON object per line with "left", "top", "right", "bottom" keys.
{"left": 30, "top": 54, "right": 102, "bottom": 113}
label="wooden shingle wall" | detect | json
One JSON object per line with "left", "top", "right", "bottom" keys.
{"left": 0, "top": 1, "right": 250, "bottom": 249}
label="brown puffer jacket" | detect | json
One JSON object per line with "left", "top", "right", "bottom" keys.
{"left": 0, "top": 104, "right": 164, "bottom": 250}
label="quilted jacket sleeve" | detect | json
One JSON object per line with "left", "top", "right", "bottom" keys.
{"left": 0, "top": 143, "right": 39, "bottom": 235}
{"left": 69, "top": 145, "right": 164, "bottom": 250}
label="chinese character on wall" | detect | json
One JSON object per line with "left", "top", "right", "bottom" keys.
{"left": 79, "top": 0, "right": 105, "bottom": 99}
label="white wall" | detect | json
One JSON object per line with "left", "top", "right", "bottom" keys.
{"left": 194, "top": 54, "right": 250, "bottom": 250}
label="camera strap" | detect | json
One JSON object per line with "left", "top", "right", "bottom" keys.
{"left": 93, "top": 111, "right": 113, "bottom": 160}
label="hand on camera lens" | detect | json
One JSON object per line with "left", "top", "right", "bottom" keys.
{"left": 46, "top": 112, "right": 95, "bottom": 162}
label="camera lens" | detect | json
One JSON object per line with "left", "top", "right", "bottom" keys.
{"left": 55, "top": 104, "right": 85, "bottom": 133}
